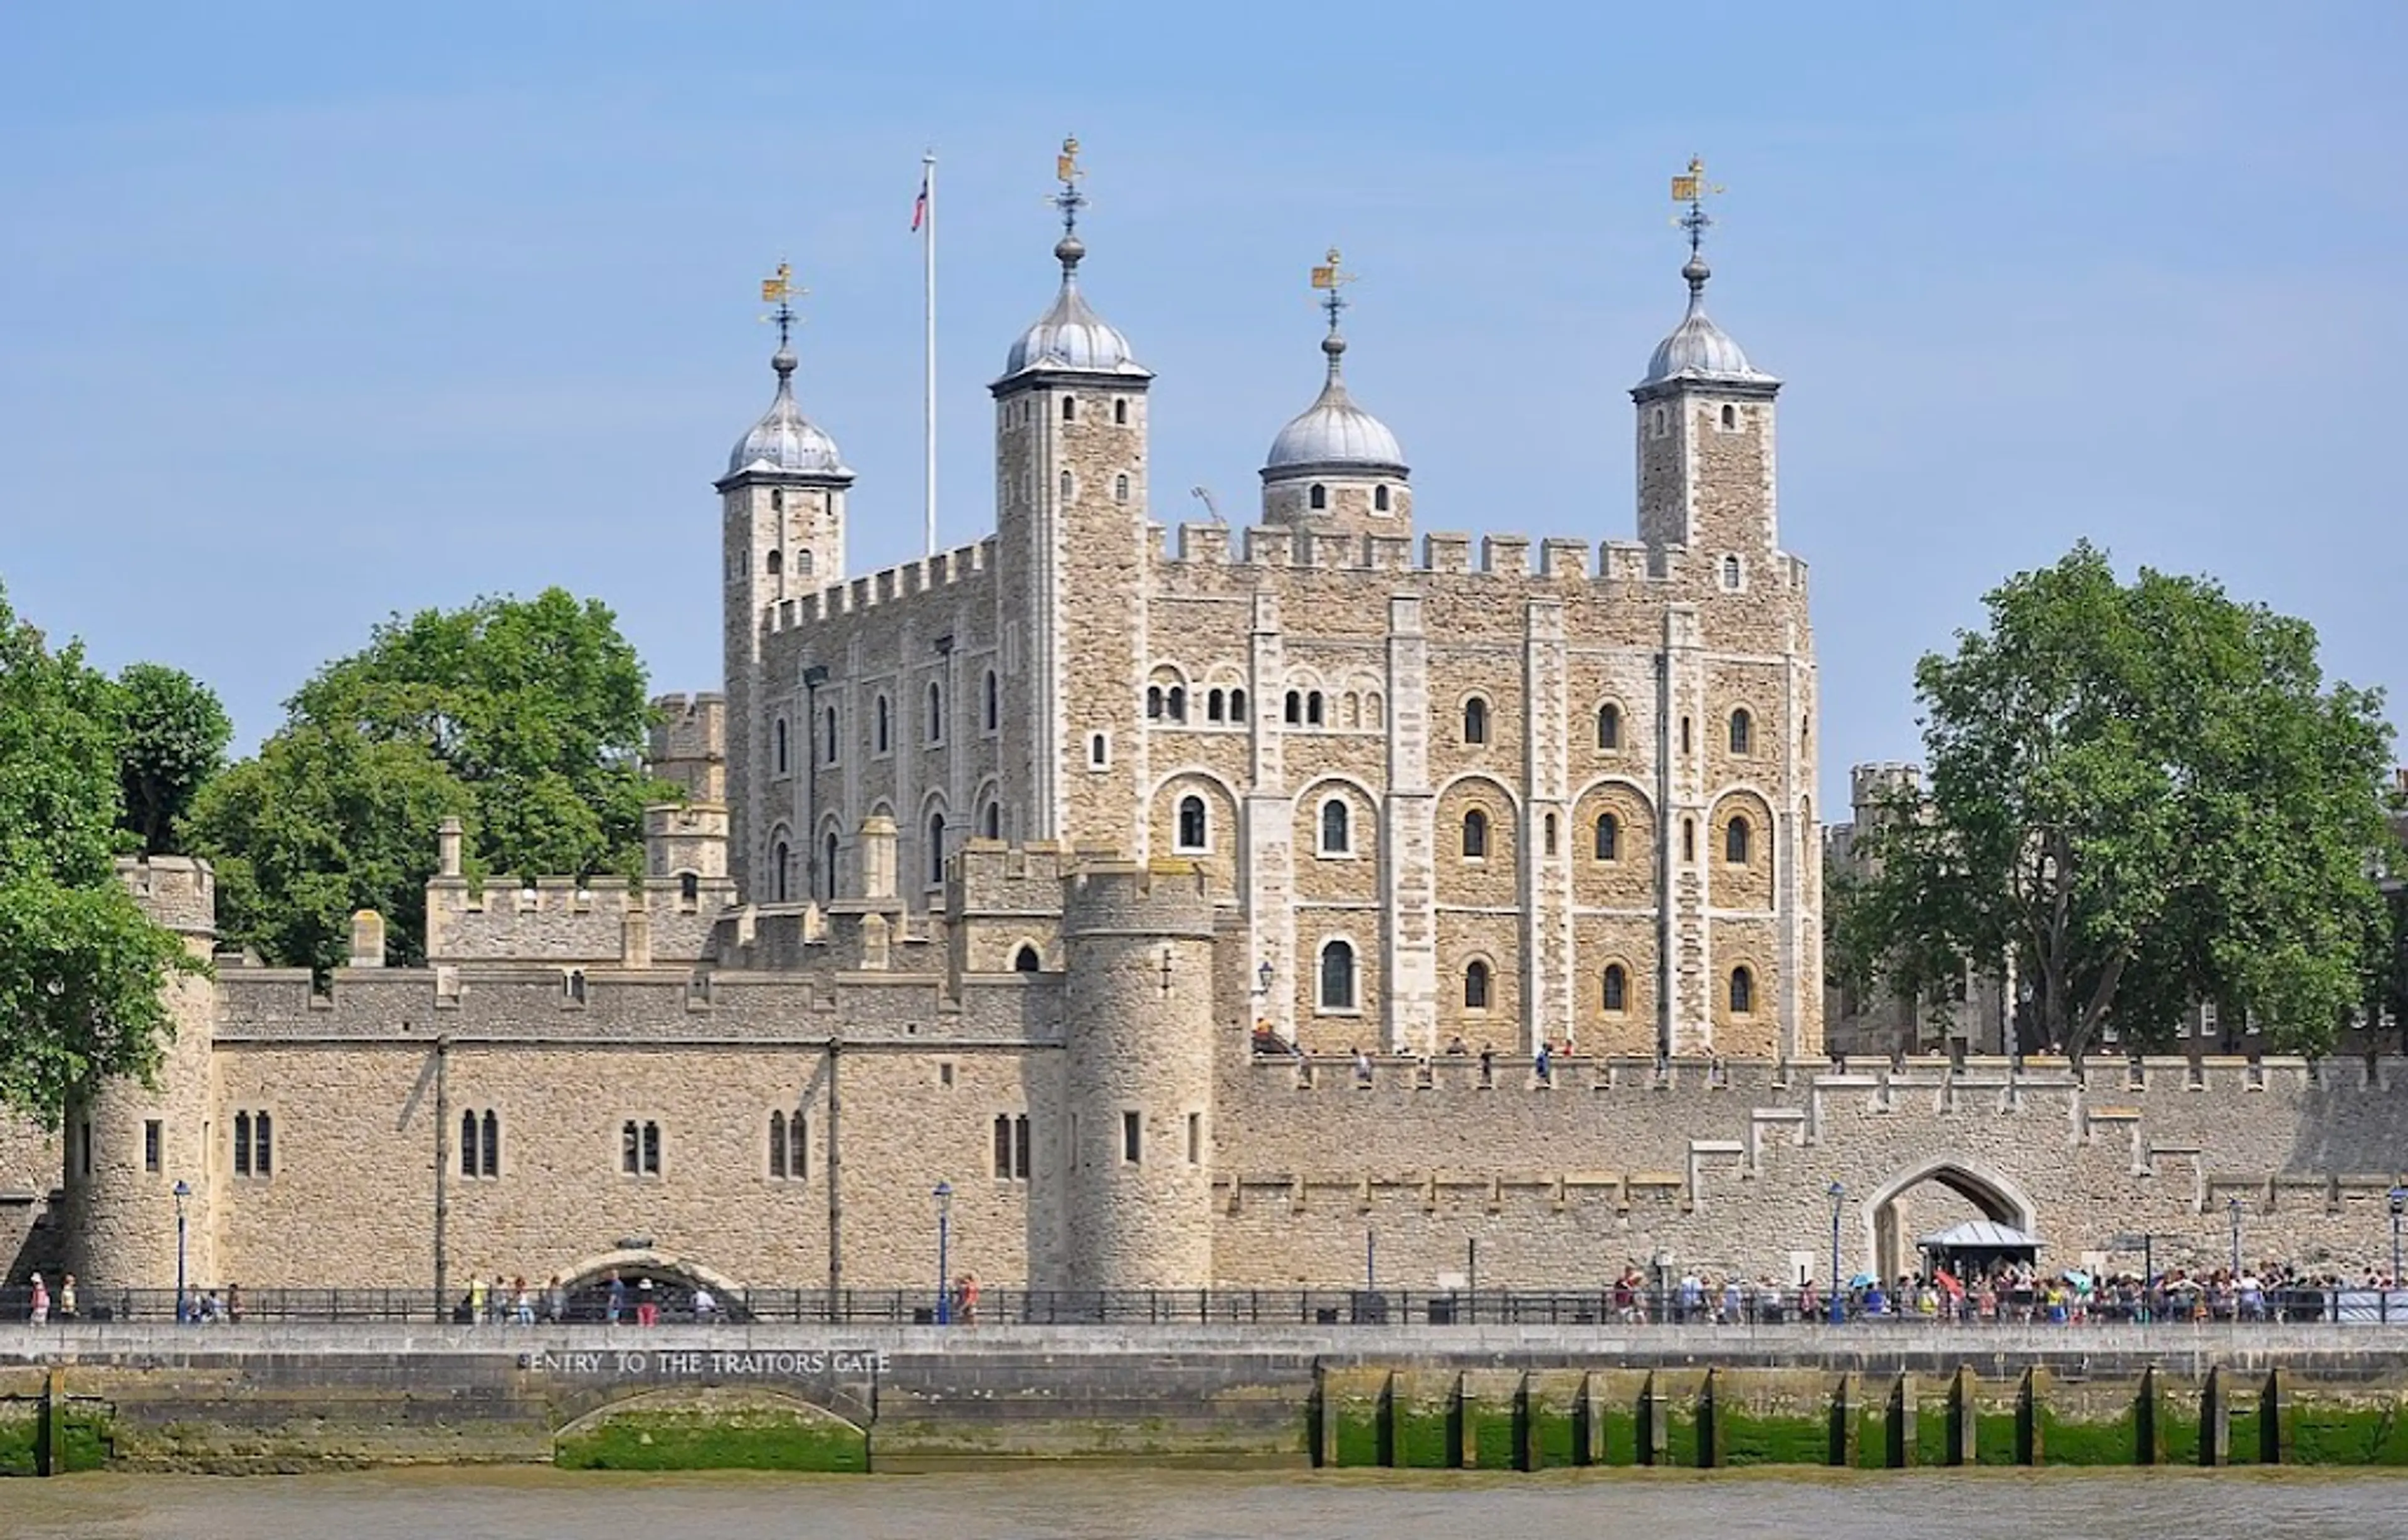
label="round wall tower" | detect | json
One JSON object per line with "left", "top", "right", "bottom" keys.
{"left": 1059, "top": 859, "right": 1217, "bottom": 1291}
{"left": 65, "top": 857, "right": 220, "bottom": 1299}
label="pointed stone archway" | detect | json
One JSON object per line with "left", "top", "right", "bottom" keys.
{"left": 1857, "top": 1158, "right": 2039, "bottom": 1285}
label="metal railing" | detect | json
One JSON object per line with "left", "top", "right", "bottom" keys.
{"left": 0, "top": 1283, "right": 2400, "bottom": 1327}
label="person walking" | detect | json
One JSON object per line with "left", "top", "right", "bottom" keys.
{"left": 544, "top": 1275, "right": 567, "bottom": 1324}
{"left": 467, "top": 1274, "right": 488, "bottom": 1326}
{"left": 224, "top": 1282, "right": 243, "bottom": 1324}
{"left": 511, "top": 1277, "right": 534, "bottom": 1326}
{"left": 28, "top": 1273, "right": 48, "bottom": 1325}
{"left": 58, "top": 1273, "right": 77, "bottom": 1322}
{"left": 956, "top": 1272, "right": 981, "bottom": 1326}
{"left": 692, "top": 1284, "right": 717, "bottom": 1325}
{"left": 635, "top": 1277, "right": 658, "bottom": 1327}
{"left": 605, "top": 1269, "right": 626, "bottom": 1326}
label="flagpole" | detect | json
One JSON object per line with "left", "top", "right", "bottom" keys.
{"left": 922, "top": 150, "right": 937, "bottom": 558}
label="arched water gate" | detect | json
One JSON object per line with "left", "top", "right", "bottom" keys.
{"left": 1858, "top": 1159, "right": 2040, "bottom": 1285}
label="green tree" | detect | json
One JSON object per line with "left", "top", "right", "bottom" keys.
{"left": 185, "top": 589, "right": 668, "bottom": 969}
{"left": 1852, "top": 543, "right": 2393, "bottom": 1060}
{"left": 116, "top": 662, "right": 233, "bottom": 855}
{"left": 0, "top": 584, "right": 201, "bottom": 1126}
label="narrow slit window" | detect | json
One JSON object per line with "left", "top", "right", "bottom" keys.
{"left": 1122, "top": 1110, "right": 1142, "bottom": 1164}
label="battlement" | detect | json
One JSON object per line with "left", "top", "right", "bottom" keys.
{"left": 768, "top": 538, "right": 996, "bottom": 633}
{"left": 647, "top": 692, "right": 724, "bottom": 766}
{"left": 425, "top": 872, "right": 733, "bottom": 966}
{"left": 115, "top": 855, "right": 216, "bottom": 936}
{"left": 949, "top": 839, "right": 1075, "bottom": 919}
{"left": 1062, "top": 858, "right": 1218, "bottom": 940}
{"left": 1161, "top": 524, "right": 1797, "bottom": 591}
{"left": 1847, "top": 760, "right": 1922, "bottom": 821}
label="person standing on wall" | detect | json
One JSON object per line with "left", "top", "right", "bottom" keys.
{"left": 606, "top": 1269, "right": 627, "bottom": 1326}
{"left": 58, "top": 1273, "right": 76, "bottom": 1322}
{"left": 28, "top": 1273, "right": 48, "bottom": 1324}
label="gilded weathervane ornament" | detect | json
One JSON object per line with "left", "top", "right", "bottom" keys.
{"left": 1052, "top": 135, "right": 1087, "bottom": 237}
{"left": 1671, "top": 156, "right": 1726, "bottom": 263}
{"left": 759, "top": 260, "right": 806, "bottom": 351}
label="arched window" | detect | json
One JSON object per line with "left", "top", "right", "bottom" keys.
{"left": 1462, "top": 808, "right": 1489, "bottom": 860}
{"left": 875, "top": 695, "right": 890, "bottom": 754}
{"left": 1343, "top": 692, "right": 1360, "bottom": 729}
{"left": 787, "top": 1111, "right": 806, "bottom": 1178}
{"left": 1649, "top": 404, "right": 1668, "bottom": 437}
{"left": 927, "top": 682, "right": 944, "bottom": 742}
{"left": 927, "top": 813, "right": 947, "bottom": 885}
{"left": 796, "top": 549, "right": 813, "bottom": 578}
{"left": 1374, "top": 484, "right": 1391, "bottom": 512}
{"left": 824, "top": 706, "right": 839, "bottom": 762}
{"left": 1593, "top": 812, "right": 1620, "bottom": 861}
{"left": 1682, "top": 818, "right": 1696, "bottom": 863}
{"left": 1060, "top": 468, "right": 1074, "bottom": 500}
{"left": 1720, "top": 403, "right": 1737, "bottom": 430}
{"left": 773, "top": 717, "right": 789, "bottom": 774}
{"left": 1015, "top": 944, "right": 1042, "bottom": 973}
{"left": 1320, "top": 799, "right": 1350, "bottom": 854}
{"left": 1681, "top": 715, "right": 1692, "bottom": 755}
{"left": 1306, "top": 691, "right": 1325, "bottom": 726}
{"left": 679, "top": 870, "right": 699, "bottom": 904}
{"left": 1363, "top": 690, "right": 1380, "bottom": 728}
{"left": 460, "top": 1110, "right": 478, "bottom": 1177}
{"left": 1721, "top": 553, "right": 1743, "bottom": 591}
{"left": 1318, "top": 939, "right": 1356, "bottom": 1010}
{"left": 771, "top": 488, "right": 785, "bottom": 512}
{"left": 480, "top": 1109, "right": 498, "bottom": 1178}
{"left": 1168, "top": 686, "right": 1185, "bottom": 721}
{"left": 1725, "top": 815, "right": 1751, "bottom": 865}
{"left": 1729, "top": 966, "right": 1755, "bottom": 1015}
{"left": 773, "top": 839, "right": 791, "bottom": 902}
{"left": 983, "top": 670, "right": 999, "bottom": 731}
{"left": 1062, "top": 395, "right": 1077, "bottom": 422}
{"left": 822, "top": 831, "right": 840, "bottom": 900}
{"left": 1464, "top": 959, "right": 1491, "bottom": 1010}
{"left": 1114, "top": 398, "right": 1128, "bottom": 426}
{"left": 1602, "top": 964, "right": 1629, "bottom": 1013}
{"left": 234, "top": 1111, "right": 251, "bottom": 1175}
{"left": 1544, "top": 813, "right": 1558, "bottom": 855}
{"left": 1462, "top": 696, "right": 1489, "bottom": 744}
{"left": 1148, "top": 685, "right": 1164, "bottom": 719}
{"left": 981, "top": 800, "right": 1001, "bottom": 839}
{"left": 1230, "top": 687, "right": 1247, "bottom": 722}
{"left": 1597, "top": 702, "right": 1621, "bottom": 749}
{"left": 253, "top": 1112, "right": 272, "bottom": 1176}
{"left": 1207, "top": 688, "right": 1225, "bottom": 722}
{"left": 1284, "top": 690, "right": 1302, "bottom": 725}
{"left": 1728, "top": 708, "right": 1753, "bottom": 755}
{"left": 766, "top": 549, "right": 783, "bottom": 577}
{"left": 1308, "top": 483, "right": 1328, "bottom": 510}
{"left": 1114, "top": 473, "right": 1130, "bottom": 504}
{"left": 769, "top": 1110, "right": 789, "bottom": 1177}
{"left": 1176, "top": 794, "right": 1208, "bottom": 852}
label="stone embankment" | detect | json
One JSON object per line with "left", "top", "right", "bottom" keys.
{"left": 5, "top": 1322, "right": 2408, "bottom": 1473}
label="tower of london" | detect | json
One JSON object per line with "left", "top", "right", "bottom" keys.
{"left": 9, "top": 149, "right": 2380, "bottom": 1307}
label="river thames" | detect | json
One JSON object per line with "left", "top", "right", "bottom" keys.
{"left": 3, "top": 1467, "right": 2400, "bottom": 1539}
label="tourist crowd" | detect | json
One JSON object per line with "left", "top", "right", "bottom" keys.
{"left": 1605, "top": 1261, "right": 2407, "bottom": 1325}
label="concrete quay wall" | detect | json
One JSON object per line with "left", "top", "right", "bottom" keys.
{"left": 4, "top": 1323, "right": 2408, "bottom": 1472}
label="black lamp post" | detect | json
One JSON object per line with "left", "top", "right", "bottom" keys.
{"left": 2227, "top": 1195, "right": 2243, "bottom": 1277}
{"left": 1827, "top": 1182, "right": 1846, "bottom": 1324}
{"left": 2390, "top": 1188, "right": 2405, "bottom": 1294}
{"left": 172, "top": 1179, "right": 191, "bottom": 1322}
{"left": 934, "top": 1180, "right": 953, "bottom": 1325}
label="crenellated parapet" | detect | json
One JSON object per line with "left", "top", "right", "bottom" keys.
{"left": 766, "top": 538, "right": 996, "bottom": 634}
{"left": 1157, "top": 524, "right": 1809, "bottom": 596}
{"left": 425, "top": 875, "right": 730, "bottom": 967}
{"left": 117, "top": 854, "right": 217, "bottom": 938}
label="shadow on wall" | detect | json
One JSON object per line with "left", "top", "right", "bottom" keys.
{"left": 2281, "top": 1066, "right": 2407, "bottom": 1176}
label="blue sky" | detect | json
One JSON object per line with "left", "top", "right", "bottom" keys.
{"left": 4, "top": 2, "right": 2403, "bottom": 811}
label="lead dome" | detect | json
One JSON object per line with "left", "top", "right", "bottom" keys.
{"left": 1264, "top": 330, "right": 1406, "bottom": 475}
{"left": 1637, "top": 255, "right": 1775, "bottom": 388}
{"left": 726, "top": 345, "right": 850, "bottom": 478}
{"left": 999, "top": 235, "right": 1149, "bottom": 381}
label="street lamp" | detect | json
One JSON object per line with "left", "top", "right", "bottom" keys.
{"left": 933, "top": 1180, "right": 953, "bottom": 1325}
{"left": 2227, "top": 1195, "right": 2243, "bottom": 1278}
{"left": 1255, "top": 960, "right": 1274, "bottom": 996}
{"left": 1827, "top": 1183, "right": 1846, "bottom": 1325}
{"left": 172, "top": 1180, "right": 191, "bottom": 1323}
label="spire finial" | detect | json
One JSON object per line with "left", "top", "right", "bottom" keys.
{"left": 1050, "top": 135, "right": 1088, "bottom": 276}
{"left": 1309, "top": 246, "right": 1357, "bottom": 380}
{"left": 1670, "top": 156, "right": 1726, "bottom": 297}
{"left": 759, "top": 260, "right": 805, "bottom": 384}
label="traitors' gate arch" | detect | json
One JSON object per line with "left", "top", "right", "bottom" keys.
{"left": 1858, "top": 1159, "right": 2039, "bottom": 1285}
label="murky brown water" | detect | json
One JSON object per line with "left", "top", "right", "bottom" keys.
{"left": 1, "top": 1467, "right": 2401, "bottom": 1539}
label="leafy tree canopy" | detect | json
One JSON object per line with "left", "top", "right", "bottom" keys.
{"left": 116, "top": 662, "right": 232, "bottom": 855}
{"left": 0, "top": 583, "right": 200, "bottom": 1126}
{"left": 186, "top": 589, "right": 670, "bottom": 971}
{"left": 1838, "top": 542, "right": 2394, "bottom": 1060}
